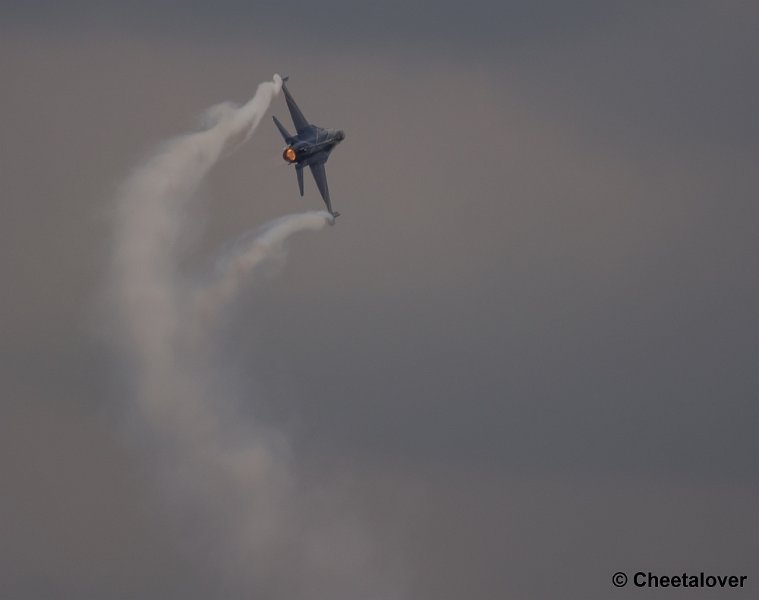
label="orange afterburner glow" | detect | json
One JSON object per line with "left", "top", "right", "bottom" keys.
{"left": 283, "top": 147, "right": 297, "bottom": 163}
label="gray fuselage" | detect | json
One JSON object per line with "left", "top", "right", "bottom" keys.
{"left": 283, "top": 126, "right": 345, "bottom": 167}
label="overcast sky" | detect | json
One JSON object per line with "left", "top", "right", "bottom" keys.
{"left": 2, "top": 3, "right": 758, "bottom": 599}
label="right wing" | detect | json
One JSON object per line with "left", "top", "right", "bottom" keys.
{"left": 309, "top": 161, "right": 334, "bottom": 215}
{"left": 281, "top": 80, "right": 311, "bottom": 134}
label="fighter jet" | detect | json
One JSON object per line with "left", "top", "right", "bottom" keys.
{"left": 273, "top": 77, "right": 345, "bottom": 219}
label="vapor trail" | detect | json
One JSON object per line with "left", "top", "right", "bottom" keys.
{"left": 194, "top": 210, "right": 333, "bottom": 324}
{"left": 111, "top": 75, "right": 284, "bottom": 432}
{"left": 107, "top": 76, "right": 391, "bottom": 599}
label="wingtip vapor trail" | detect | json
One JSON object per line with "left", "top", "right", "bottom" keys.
{"left": 106, "top": 77, "right": 392, "bottom": 598}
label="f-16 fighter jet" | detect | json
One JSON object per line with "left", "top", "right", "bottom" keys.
{"left": 273, "top": 77, "right": 345, "bottom": 219}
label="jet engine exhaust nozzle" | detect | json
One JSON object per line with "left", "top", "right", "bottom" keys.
{"left": 283, "top": 146, "right": 297, "bottom": 163}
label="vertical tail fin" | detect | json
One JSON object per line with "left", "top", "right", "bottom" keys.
{"left": 296, "top": 165, "right": 304, "bottom": 196}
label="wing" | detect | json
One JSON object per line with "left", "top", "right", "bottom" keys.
{"left": 309, "top": 161, "right": 334, "bottom": 214}
{"left": 281, "top": 80, "right": 311, "bottom": 134}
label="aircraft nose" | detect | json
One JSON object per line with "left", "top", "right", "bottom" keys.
{"left": 337, "top": 130, "right": 346, "bottom": 141}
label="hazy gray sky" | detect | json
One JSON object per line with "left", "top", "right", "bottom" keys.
{"left": 2, "top": 3, "right": 758, "bottom": 599}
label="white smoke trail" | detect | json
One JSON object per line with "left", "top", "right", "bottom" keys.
{"left": 110, "top": 75, "right": 284, "bottom": 442}
{"left": 107, "top": 77, "right": 394, "bottom": 599}
{"left": 194, "top": 210, "right": 332, "bottom": 326}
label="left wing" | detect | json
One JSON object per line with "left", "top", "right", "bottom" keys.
{"left": 309, "top": 161, "right": 335, "bottom": 215}
{"left": 281, "top": 80, "right": 311, "bottom": 134}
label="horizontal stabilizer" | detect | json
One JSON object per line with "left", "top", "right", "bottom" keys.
{"left": 272, "top": 115, "right": 293, "bottom": 142}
